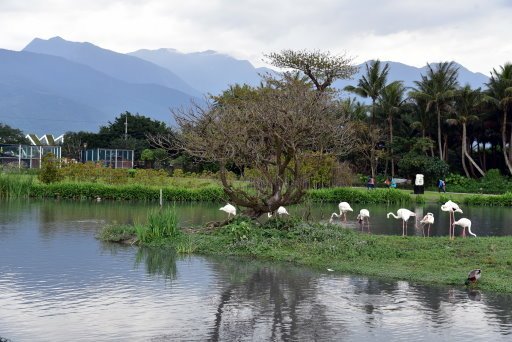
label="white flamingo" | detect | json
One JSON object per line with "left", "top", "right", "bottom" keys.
{"left": 268, "top": 206, "right": 290, "bottom": 218}
{"left": 420, "top": 212, "right": 435, "bottom": 237}
{"left": 387, "top": 208, "right": 416, "bottom": 236}
{"left": 219, "top": 203, "right": 236, "bottom": 218}
{"left": 453, "top": 218, "right": 476, "bottom": 238}
{"left": 357, "top": 209, "right": 370, "bottom": 232}
{"left": 330, "top": 202, "right": 353, "bottom": 223}
{"left": 441, "top": 200, "right": 463, "bottom": 239}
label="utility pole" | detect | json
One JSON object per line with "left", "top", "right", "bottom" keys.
{"left": 124, "top": 114, "right": 128, "bottom": 141}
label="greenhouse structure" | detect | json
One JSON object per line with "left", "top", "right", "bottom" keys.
{"left": 81, "top": 148, "right": 134, "bottom": 169}
{"left": 0, "top": 144, "right": 62, "bottom": 169}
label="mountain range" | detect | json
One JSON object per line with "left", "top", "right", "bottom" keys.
{"left": 0, "top": 36, "right": 490, "bottom": 135}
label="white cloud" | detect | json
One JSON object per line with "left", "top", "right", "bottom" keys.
{"left": 0, "top": 0, "right": 510, "bottom": 73}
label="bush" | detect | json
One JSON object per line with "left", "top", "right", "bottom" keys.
{"left": 307, "top": 187, "right": 410, "bottom": 204}
{"left": 38, "top": 153, "right": 63, "bottom": 184}
{"left": 397, "top": 152, "right": 449, "bottom": 184}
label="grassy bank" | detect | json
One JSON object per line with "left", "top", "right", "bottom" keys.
{"left": 0, "top": 173, "right": 507, "bottom": 206}
{"left": 100, "top": 216, "right": 512, "bottom": 293}
{"left": 29, "top": 182, "right": 225, "bottom": 201}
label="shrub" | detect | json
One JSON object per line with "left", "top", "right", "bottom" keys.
{"left": 307, "top": 187, "right": 409, "bottom": 204}
{"left": 38, "top": 153, "right": 63, "bottom": 184}
{"left": 398, "top": 152, "right": 449, "bottom": 185}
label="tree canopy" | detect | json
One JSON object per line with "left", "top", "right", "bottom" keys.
{"left": 0, "top": 123, "right": 29, "bottom": 144}
{"left": 265, "top": 49, "right": 358, "bottom": 91}
{"left": 173, "top": 74, "right": 355, "bottom": 217}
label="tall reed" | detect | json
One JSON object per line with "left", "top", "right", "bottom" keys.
{"left": 0, "top": 173, "right": 34, "bottom": 198}
{"left": 135, "top": 206, "right": 180, "bottom": 243}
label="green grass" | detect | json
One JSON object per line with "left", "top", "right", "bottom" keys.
{"left": 0, "top": 173, "right": 34, "bottom": 198}
{"left": 99, "top": 216, "right": 512, "bottom": 293}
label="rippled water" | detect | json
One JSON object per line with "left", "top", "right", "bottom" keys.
{"left": 1, "top": 200, "right": 512, "bottom": 341}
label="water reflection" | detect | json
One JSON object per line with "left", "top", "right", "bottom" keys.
{"left": 1, "top": 200, "right": 512, "bottom": 341}
{"left": 2, "top": 198, "right": 512, "bottom": 237}
{"left": 135, "top": 247, "right": 178, "bottom": 281}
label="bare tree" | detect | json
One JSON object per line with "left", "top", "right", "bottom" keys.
{"left": 172, "top": 74, "right": 355, "bottom": 218}
{"left": 265, "top": 49, "right": 358, "bottom": 92}
{"left": 352, "top": 121, "right": 386, "bottom": 178}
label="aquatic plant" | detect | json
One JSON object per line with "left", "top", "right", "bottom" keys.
{"left": 0, "top": 173, "right": 34, "bottom": 198}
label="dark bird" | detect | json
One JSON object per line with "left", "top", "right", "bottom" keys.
{"left": 465, "top": 269, "right": 481, "bottom": 286}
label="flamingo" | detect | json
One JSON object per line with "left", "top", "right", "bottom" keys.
{"left": 465, "top": 269, "right": 481, "bottom": 286}
{"left": 356, "top": 209, "right": 370, "bottom": 232}
{"left": 441, "top": 200, "right": 463, "bottom": 239}
{"left": 452, "top": 218, "right": 476, "bottom": 238}
{"left": 268, "top": 206, "right": 289, "bottom": 218}
{"left": 330, "top": 202, "right": 353, "bottom": 223}
{"left": 420, "top": 212, "right": 435, "bottom": 237}
{"left": 387, "top": 209, "right": 416, "bottom": 236}
{"left": 219, "top": 203, "right": 236, "bottom": 218}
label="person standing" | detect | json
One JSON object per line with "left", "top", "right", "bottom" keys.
{"left": 438, "top": 179, "right": 446, "bottom": 193}
{"left": 367, "top": 176, "right": 375, "bottom": 190}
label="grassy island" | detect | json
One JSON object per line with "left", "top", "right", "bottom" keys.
{"left": 99, "top": 213, "right": 512, "bottom": 294}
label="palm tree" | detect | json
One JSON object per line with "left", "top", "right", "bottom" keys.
{"left": 344, "top": 60, "right": 390, "bottom": 127}
{"left": 344, "top": 60, "right": 390, "bottom": 178}
{"left": 378, "top": 81, "right": 407, "bottom": 177}
{"left": 485, "top": 63, "right": 512, "bottom": 175}
{"left": 448, "top": 85, "right": 485, "bottom": 177}
{"left": 409, "top": 62, "right": 459, "bottom": 161}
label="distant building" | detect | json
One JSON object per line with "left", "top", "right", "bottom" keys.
{"left": 0, "top": 134, "right": 63, "bottom": 169}
{"left": 0, "top": 144, "right": 61, "bottom": 169}
{"left": 25, "top": 134, "right": 65, "bottom": 146}
{"left": 81, "top": 148, "right": 134, "bottom": 169}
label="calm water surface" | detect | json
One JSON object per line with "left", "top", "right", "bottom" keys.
{"left": 1, "top": 200, "right": 512, "bottom": 341}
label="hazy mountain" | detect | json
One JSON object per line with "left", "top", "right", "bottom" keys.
{"left": 0, "top": 49, "right": 195, "bottom": 134}
{"left": 336, "top": 60, "right": 489, "bottom": 94}
{"left": 23, "top": 36, "right": 201, "bottom": 97}
{"left": 0, "top": 36, "right": 491, "bottom": 135}
{"left": 129, "top": 48, "right": 273, "bottom": 96}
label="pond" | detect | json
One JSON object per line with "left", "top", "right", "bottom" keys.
{"left": 1, "top": 199, "right": 512, "bottom": 341}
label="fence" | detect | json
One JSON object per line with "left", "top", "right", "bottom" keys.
{"left": 0, "top": 144, "right": 62, "bottom": 169}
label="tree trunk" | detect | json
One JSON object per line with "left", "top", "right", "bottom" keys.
{"left": 509, "top": 124, "right": 512, "bottom": 162}
{"left": 390, "top": 113, "right": 395, "bottom": 177}
{"left": 461, "top": 124, "right": 470, "bottom": 177}
{"left": 501, "top": 109, "right": 512, "bottom": 175}
{"left": 443, "top": 133, "right": 448, "bottom": 163}
{"left": 437, "top": 104, "right": 444, "bottom": 160}
{"left": 371, "top": 98, "right": 376, "bottom": 129}
{"left": 463, "top": 123, "right": 485, "bottom": 177}
{"left": 370, "top": 148, "right": 376, "bottom": 178}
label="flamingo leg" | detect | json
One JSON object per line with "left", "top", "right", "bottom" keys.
{"left": 428, "top": 224, "right": 431, "bottom": 237}
{"left": 449, "top": 212, "right": 452, "bottom": 239}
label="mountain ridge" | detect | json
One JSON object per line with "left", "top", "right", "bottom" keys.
{"left": 0, "top": 36, "right": 491, "bottom": 135}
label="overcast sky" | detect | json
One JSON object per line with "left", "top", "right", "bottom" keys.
{"left": 1, "top": 0, "right": 510, "bottom": 74}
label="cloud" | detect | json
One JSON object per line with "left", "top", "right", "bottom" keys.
{"left": 0, "top": 0, "right": 510, "bottom": 73}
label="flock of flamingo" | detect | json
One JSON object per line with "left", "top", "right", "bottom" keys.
{"left": 219, "top": 199, "right": 476, "bottom": 238}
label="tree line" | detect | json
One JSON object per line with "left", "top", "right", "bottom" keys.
{"left": 1, "top": 51, "right": 511, "bottom": 183}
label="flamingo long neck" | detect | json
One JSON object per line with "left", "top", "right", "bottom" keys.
{"left": 387, "top": 212, "right": 399, "bottom": 219}
{"left": 467, "top": 225, "right": 477, "bottom": 237}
